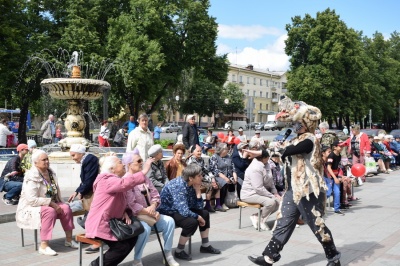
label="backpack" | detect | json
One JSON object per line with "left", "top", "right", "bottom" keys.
{"left": 320, "top": 132, "right": 339, "bottom": 147}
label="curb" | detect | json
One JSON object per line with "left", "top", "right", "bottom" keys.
{"left": 0, "top": 212, "right": 16, "bottom": 224}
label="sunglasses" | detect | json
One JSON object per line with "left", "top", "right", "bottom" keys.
{"left": 134, "top": 159, "right": 143, "bottom": 164}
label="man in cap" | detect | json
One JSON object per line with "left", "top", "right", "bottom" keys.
{"left": 182, "top": 114, "right": 199, "bottom": 149}
{"left": 68, "top": 143, "right": 100, "bottom": 253}
{"left": 251, "top": 130, "right": 265, "bottom": 146}
{"left": 237, "top": 128, "right": 248, "bottom": 143}
{"left": 0, "top": 144, "right": 29, "bottom": 205}
{"left": 248, "top": 97, "right": 341, "bottom": 266}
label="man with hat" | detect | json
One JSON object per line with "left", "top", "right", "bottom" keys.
{"left": 237, "top": 128, "right": 248, "bottom": 143}
{"left": 251, "top": 130, "right": 265, "bottom": 146}
{"left": 182, "top": 114, "right": 199, "bottom": 149}
{"left": 68, "top": 143, "right": 100, "bottom": 253}
{"left": 0, "top": 143, "right": 29, "bottom": 205}
{"left": 248, "top": 97, "right": 341, "bottom": 266}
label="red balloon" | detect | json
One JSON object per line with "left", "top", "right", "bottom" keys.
{"left": 351, "top": 163, "right": 366, "bottom": 177}
{"left": 234, "top": 138, "right": 241, "bottom": 145}
{"left": 217, "top": 132, "right": 225, "bottom": 139}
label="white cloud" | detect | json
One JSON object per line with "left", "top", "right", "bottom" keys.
{"left": 217, "top": 34, "right": 290, "bottom": 71}
{"left": 218, "top": 24, "right": 282, "bottom": 41}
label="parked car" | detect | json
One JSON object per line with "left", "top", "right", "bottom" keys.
{"left": 161, "top": 123, "right": 182, "bottom": 133}
{"left": 263, "top": 121, "right": 277, "bottom": 131}
{"left": 360, "top": 129, "right": 385, "bottom": 137}
{"left": 246, "top": 122, "right": 258, "bottom": 130}
{"left": 254, "top": 122, "right": 264, "bottom": 131}
{"left": 273, "top": 127, "right": 296, "bottom": 142}
{"left": 390, "top": 129, "right": 400, "bottom": 137}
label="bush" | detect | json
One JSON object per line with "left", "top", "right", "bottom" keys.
{"left": 154, "top": 139, "right": 175, "bottom": 149}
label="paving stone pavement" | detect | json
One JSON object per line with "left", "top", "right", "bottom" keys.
{"left": 1, "top": 172, "right": 400, "bottom": 266}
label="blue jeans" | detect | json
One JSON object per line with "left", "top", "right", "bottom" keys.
{"left": 324, "top": 177, "right": 340, "bottom": 211}
{"left": 3, "top": 181, "right": 22, "bottom": 200}
{"left": 134, "top": 214, "right": 175, "bottom": 260}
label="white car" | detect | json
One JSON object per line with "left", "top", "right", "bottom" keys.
{"left": 161, "top": 123, "right": 182, "bottom": 133}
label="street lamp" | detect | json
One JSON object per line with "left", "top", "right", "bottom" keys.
{"left": 224, "top": 98, "right": 229, "bottom": 104}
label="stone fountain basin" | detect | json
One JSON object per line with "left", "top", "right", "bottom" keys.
{"left": 41, "top": 78, "right": 110, "bottom": 100}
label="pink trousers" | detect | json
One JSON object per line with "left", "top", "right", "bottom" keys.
{"left": 40, "top": 202, "right": 74, "bottom": 241}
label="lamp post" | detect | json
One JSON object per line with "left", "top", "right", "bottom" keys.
{"left": 175, "top": 96, "right": 179, "bottom": 123}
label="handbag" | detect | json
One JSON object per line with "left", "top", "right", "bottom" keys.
{"left": 109, "top": 216, "right": 144, "bottom": 241}
{"left": 137, "top": 214, "right": 157, "bottom": 227}
{"left": 364, "top": 156, "right": 378, "bottom": 175}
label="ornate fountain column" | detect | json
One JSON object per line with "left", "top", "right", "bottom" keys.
{"left": 40, "top": 65, "right": 110, "bottom": 152}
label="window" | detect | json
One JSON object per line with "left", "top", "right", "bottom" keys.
{"left": 247, "top": 77, "right": 250, "bottom": 84}
{"left": 266, "top": 92, "right": 269, "bottom": 98}
{"left": 239, "top": 75, "right": 243, "bottom": 83}
{"left": 253, "top": 90, "right": 256, "bottom": 96}
{"left": 253, "top": 78, "right": 256, "bottom": 85}
{"left": 260, "top": 91, "right": 262, "bottom": 97}
{"left": 266, "top": 80, "right": 269, "bottom": 87}
{"left": 260, "top": 79, "right": 263, "bottom": 86}
{"left": 232, "top": 74, "right": 236, "bottom": 82}
{"left": 259, "top": 103, "right": 262, "bottom": 110}
{"left": 266, "top": 104, "right": 269, "bottom": 110}
{"left": 277, "top": 82, "right": 280, "bottom": 88}
{"left": 246, "top": 89, "right": 249, "bottom": 96}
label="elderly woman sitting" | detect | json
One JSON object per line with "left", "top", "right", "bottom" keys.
{"left": 209, "top": 142, "right": 238, "bottom": 211}
{"left": 123, "top": 151, "right": 179, "bottom": 266}
{"left": 166, "top": 144, "right": 187, "bottom": 180}
{"left": 147, "top": 144, "right": 168, "bottom": 192}
{"left": 241, "top": 149, "right": 281, "bottom": 231}
{"left": 84, "top": 155, "right": 151, "bottom": 266}
{"left": 16, "top": 150, "right": 78, "bottom": 256}
{"left": 158, "top": 164, "right": 221, "bottom": 261}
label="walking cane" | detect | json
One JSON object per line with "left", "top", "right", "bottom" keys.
{"left": 141, "top": 189, "right": 170, "bottom": 266}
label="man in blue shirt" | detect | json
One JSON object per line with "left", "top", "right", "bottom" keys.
{"left": 123, "top": 116, "right": 138, "bottom": 134}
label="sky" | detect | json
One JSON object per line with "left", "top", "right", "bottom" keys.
{"left": 209, "top": 0, "right": 400, "bottom": 72}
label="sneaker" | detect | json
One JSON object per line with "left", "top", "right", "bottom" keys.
{"left": 39, "top": 246, "right": 57, "bottom": 256}
{"left": 205, "top": 206, "right": 215, "bottom": 213}
{"left": 85, "top": 246, "right": 100, "bottom": 254}
{"left": 132, "top": 260, "right": 143, "bottom": 266}
{"left": 388, "top": 169, "right": 393, "bottom": 172}
{"left": 65, "top": 240, "right": 79, "bottom": 248}
{"left": 164, "top": 256, "right": 180, "bottom": 266}
{"left": 259, "top": 222, "right": 270, "bottom": 231}
{"left": 200, "top": 245, "right": 221, "bottom": 254}
{"left": 215, "top": 205, "right": 226, "bottom": 212}
{"left": 222, "top": 204, "right": 230, "bottom": 210}
{"left": 327, "top": 260, "right": 341, "bottom": 266}
{"left": 2, "top": 197, "right": 13, "bottom": 206}
{"left": 174, "top": 250, "right": 192, "bottom": 261}
{"left": 249, "top": 215, "right": 258, "bottom": 229}
{"left": 334, "top": 210, "right": 345, "bottom": 215}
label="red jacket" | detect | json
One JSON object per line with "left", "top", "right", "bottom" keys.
{"left": 339, "top": 132, "right": 371, "bottom": 157}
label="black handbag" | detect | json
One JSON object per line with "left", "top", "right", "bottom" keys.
{"left": 109, "top": 216, "right": 144, "bottom": 241}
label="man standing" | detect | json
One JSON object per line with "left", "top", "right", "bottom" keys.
{"left": 237, "top": 128, "right": 248, "bottom": 143}
{"left": 0, "top": 144, "right": 29, "bottom": 205}
{"left": 41, "top": 114, "right": 56, "bottom": 144}
{"left": 251, "top": 130, "right": 265, "bottom": 146}
{"left": 0, "top": 119, "right": 13, "bottom": 148}
{"left": 123, "top": 115, "right": 138, "bottom": 134}
{"left": 248, "top": 97, "right": 341, "bottom": 266}
{"left": 182, "top": 114, "right": 199, "bottom": 149}
{"left": 319, "top": 122, "right": 339, "bottom": 148}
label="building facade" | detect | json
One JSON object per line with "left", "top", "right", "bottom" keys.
{"left": 227, "top": 64, "right": 287, "bottom": 123}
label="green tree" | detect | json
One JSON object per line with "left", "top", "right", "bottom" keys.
{"left": 221, "top": 83, "right": 245, "bottom": 121}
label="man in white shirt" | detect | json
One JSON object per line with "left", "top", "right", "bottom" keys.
{"left": 250, "top": 131, "right": 265, "bottom": 147}
{"left": 237, "top": 128, "right": 248, "bottom": 143}
{"left": 0, "top": 119, "right": 13, "bottom": 148}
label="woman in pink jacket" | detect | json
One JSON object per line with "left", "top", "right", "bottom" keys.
{"left": 85, "top": 155, "right": 153, "bottom": 266}
{"left": 338, "top": 124, "right": 371, "bottom": 165}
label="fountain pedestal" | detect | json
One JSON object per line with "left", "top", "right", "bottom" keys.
{"left": 40, "top": 66, "right": 110, "bottom": 154}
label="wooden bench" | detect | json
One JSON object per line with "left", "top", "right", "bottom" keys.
{"left": 237, "top": 201, "right": 263, "bottom": 232}
{"left": 75, "top": 227, "right": 192, "bottom": 266}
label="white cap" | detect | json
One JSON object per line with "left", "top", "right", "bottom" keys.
{"left": 70, "top": 144, "right": 86, "bottom": 153}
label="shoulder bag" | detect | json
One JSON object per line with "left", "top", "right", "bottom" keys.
{"left": 109, "top": 216, "right": 144, "bottom": 241}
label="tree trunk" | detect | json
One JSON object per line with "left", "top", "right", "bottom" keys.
{"left": 18, "top": 102, "right": 29, "bottom": 144}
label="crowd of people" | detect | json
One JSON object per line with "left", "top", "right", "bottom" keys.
{"left": 2, "top": 106, "right": 400, "bottom": 266}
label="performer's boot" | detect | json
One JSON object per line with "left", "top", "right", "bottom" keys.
{"left": 327, "top": 260, "right": 341, "bottom": 266}
{"left": 248, "top": 255, "right": 272, "bottom": 266}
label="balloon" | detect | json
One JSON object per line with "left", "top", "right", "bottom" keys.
{"left": 234, "top": 138, "right": 241, "bottom": 145}
{"left": 217, "top": 132, "right": 225, "bottom": 139}
{"left": 351, "top": 163, "right": 366, "bottom": 177}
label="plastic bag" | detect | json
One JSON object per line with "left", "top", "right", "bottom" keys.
{"left": 365, "top": 156, "right": 377, "bottom": 174}
{"left": 224, "top": 185, "right": 239, "bottom": 208}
